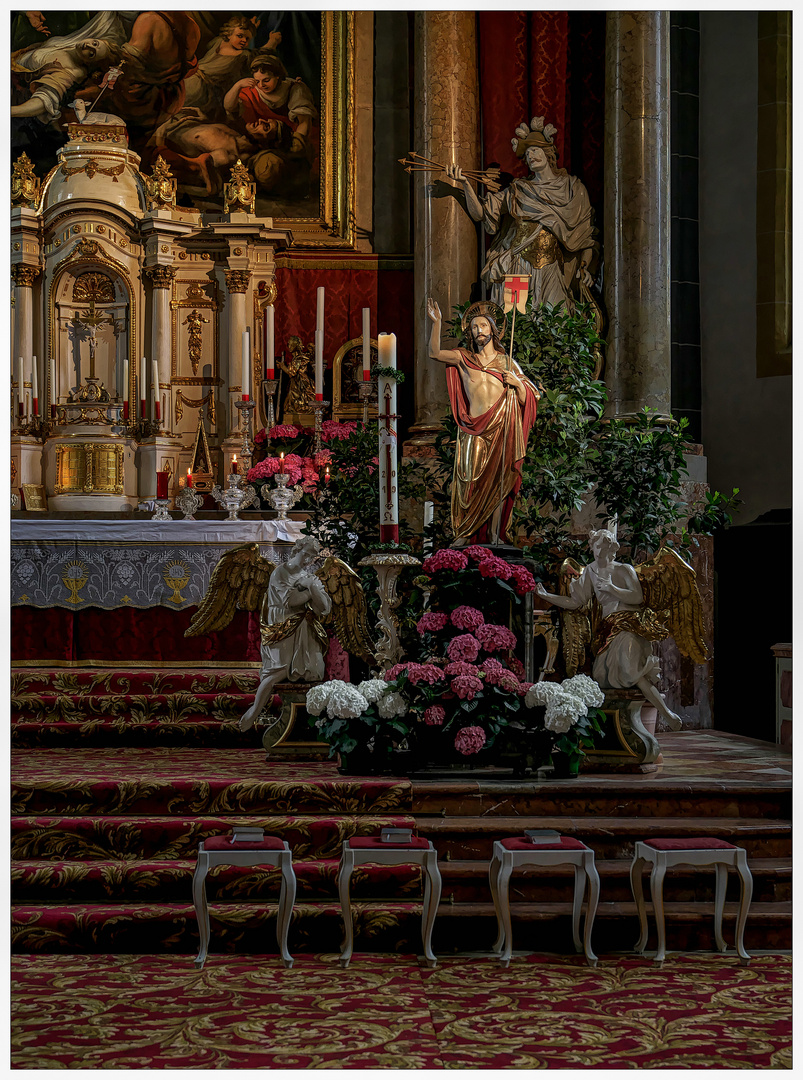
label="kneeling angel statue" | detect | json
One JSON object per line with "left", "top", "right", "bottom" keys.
{"left": 536, "top": 528, "right": 708, "bottom": 730}
{"left": 186, "top": 536, "right": 375, "bottom": 730}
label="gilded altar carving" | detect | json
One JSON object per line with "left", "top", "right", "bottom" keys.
{"left": 55, "top": 443, "right": 125, "bottom": 495}
{"left": 170, "top": 279, "right": 219, "bottom": 385}
{"left": 144, "top": 265, "right": 177, "bottom": 290}
{"left": 60, "top": 159, "right": 126, "bottom": 183}
{"left": 225, "top": 269, "right": 250, "bottom": 294}
{"left": 73, "top": 272, "right": 114, "bottom": 304}
{"left": 175, "top": 389, "right": 216, "bottom": 427}
{"left": 11, "top": 264, "right": 41, "bottom": 288}
{"left": 182, "top": 309, "right": 210, "bottom": 376}
{"left": 11, "top": 152, "right": 40, "bottom": 208}
{"left": 143, "top": 155, "right": 177, "bottom": 211}
{"left": 223, "top": 159, "right": 256, "bottom": 215}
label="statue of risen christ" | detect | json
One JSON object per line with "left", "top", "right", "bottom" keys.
{"left": 427, "top": 298, "right": 539, "bottom": 547}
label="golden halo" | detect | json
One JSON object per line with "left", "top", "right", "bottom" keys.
{"left": 461, "top": 300, "right": 508, "bottom": 338}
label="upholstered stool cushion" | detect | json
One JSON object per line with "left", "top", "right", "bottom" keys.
{"left": 643, "top": 838, "right": 736, "bottom": 851}
{"left": 347, "top": 837, "right": 430, "bottom": 850}
{"left": 203, "top": 836, "right": 286, "bottom": 851}
{"left": 500, "top": 837, "right": 587, "bottom": 851}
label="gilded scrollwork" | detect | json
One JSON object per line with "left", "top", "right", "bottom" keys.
{"left": 143, "top": 155, "right": 177, "bottom": 211}
{"left": 11, "top": 152, "right": 40, "bottom": 208}
{"left": 223, "top": 158, "right": 256, "bottom": 215}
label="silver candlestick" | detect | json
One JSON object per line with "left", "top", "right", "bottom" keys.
{"left": 263, "top": 378, "right": 278, "bottom": 435}
{"left": 310, "top": 399, "right": 329, "bottom": 455}
{"left": 268, "top": 472, "right": 303, "bottom": 519}
{"left": 234, "top": 398, "right": 256, "bottom": 475}
{"left": 357, "top": 381, "right": 375, "bottom": 425}
{"left": 175, "top": 486, "right": 204, "bottom": 520}
{"left": 211, "top": 472, "right": 259, "bottom": 521}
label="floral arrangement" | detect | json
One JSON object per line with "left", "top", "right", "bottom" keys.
{"left": 247, "top": 420, "right": 372, "bottom": 498}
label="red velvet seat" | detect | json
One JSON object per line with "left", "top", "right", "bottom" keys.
{"left": 203, "top": 836, "right": 286, "bottom": 851}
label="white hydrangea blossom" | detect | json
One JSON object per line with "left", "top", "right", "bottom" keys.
{"left": 356, "top": 678, "right": 390, "bottom": 704}
{"left": 306, "top": 680, "right": 338, "bottom": 717}
{"left": 544, "top": 691, "right": 588, "bottom": 734}
{"left": 525, "top": 681, "right": 566, "bottom": 709}
{"left": 326, "top": 683, "right": 369, "bottom": 720}
{"left": 561, "top": 674, "right": 605, "bottom": 709}
{"left": 377, "top": 691, "right": 407, "bottom": 719}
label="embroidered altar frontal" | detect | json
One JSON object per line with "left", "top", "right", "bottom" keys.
{"left": 11, "top": 521, "right": 299, "bottom": 610}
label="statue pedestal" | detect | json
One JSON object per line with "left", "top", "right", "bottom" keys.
{"left": 262, "top": 683, "right": 329, "bottom": 761}
{"left": 583, "top": 690, "right": 662, "bottom": 773}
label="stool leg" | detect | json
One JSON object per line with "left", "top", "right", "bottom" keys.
{"left": 582, "top": 855, "right": 600, "bottom": 968}
{"left": 488, "top": 851, "right": 505, "bottom": 954}
{"left": 276, "top": 856, "right": 296, "bottom": 969}
{"left": 650, "top": 861, "right": 668, "bottom": 965}
{"left": 571, "top": 866, "right": 585, "bottom": 953}
{"left": 497, "top": 859, "right": 514, "bottom": 967}
{"left": 733, "top": 850, "right": 753, "bottom": 966}
{"left": 630, "top": 856, "right": 649, "bottom": 953}
{"left": 337, "top": 850, "right": 355, "bottom": 969}
{"left": 713, "top": 863, "right": 728, "bottom": 953}
{"left": 421, "top": 851, "right": 442, "bottom": 969}
{"left": 192, "top": 853, "right": 210, "bottom": 970}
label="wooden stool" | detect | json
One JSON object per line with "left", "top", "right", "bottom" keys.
{"left": 192, "top": 836, "right": 297, "bottom": 970}
{"left": 629, "top": 838, "right": 753, "bottom": 965}
{"left": 489, "top": 837, "right": 601, "bottom": 967}
{"left": 337, "top": 837, "right": 442, "bottom": 968}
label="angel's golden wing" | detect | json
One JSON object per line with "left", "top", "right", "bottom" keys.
{"left": 559, "top": 557, "right": 592, "bottom": 677}
{"left": 184, "top": 543, "right": 275, "bottom": 638}
{"left": 315, "top": 556, "right": 375, "bottom": 664}
{"left": 635, "top": 547, "right": 708, "bottom": 664}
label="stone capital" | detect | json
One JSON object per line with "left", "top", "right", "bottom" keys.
{"left": 225, "top": 269, "right": 251, "bottom": 294}
{"left": 11, "top": 264, "right": 41, "bottom": 288}
{"left": 143, "top": 265, "right": 177, "bottom": 289}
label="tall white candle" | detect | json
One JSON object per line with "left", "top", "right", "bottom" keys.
{"left": 139, "top": 355, "right": 147, "bottom": 419}
{"left": 122, "top": 356, "right": 129, "bottom": 421}
{"left": 314, "top": 329, "right": 324, "bottom": 400}
{"left": 49, "top": 356, "right": 56, "bottom": 418}
{"left": 14, "top": 356, "right": 22, "bottom": 417}
{"left": 316, "top": 286, "right": 325, "bottom": 330}
{"left": 31, "top": 354, "right": 38, "bottom": 415}
{"left": 242, "top": 327, "right": 251, "bottom": 400}
{"left": 151, "top": 359, "right": 160, "bottom": 422}
{"left": 265, "top": 306, "right": 275, "bottom": 379}
{"left": 377, "top": 332, "right": 399, "bottom": 542}
{"left": 362, "top": 308, "right": 371, "bottom": 381}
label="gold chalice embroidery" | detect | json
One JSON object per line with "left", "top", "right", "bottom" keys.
{"left": 163, "top": 561, "right": 191, "bottom": 605}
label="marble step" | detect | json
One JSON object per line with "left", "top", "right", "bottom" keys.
{"left": 11, "top": 719, "right": 253, "bottom": 749}
{"left": 10, "top": 899, "right": 792, "bottom": 955}
{"left": 11, "top": 856, "right": 791, "bottom": 906}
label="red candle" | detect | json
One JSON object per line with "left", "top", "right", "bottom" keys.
{"left": 32, "top": 396, "right": 39, "bottom": 417}
{"left": 122, "top": 400, "right": 129, "bottom": 422}
{"left": 154, "top": 399, "right": 161, "bottom": 422}
{"left": 324, "top": 466, "right": 330, "bottom": 483}
{"left": 156, "top": 471, "right": 169, "bottom": 499}
{"left": 231, "top": 455, "right": 238, "bottom": 475}
{"left": 186, "top": 469, "right": 193, "bottom": 488}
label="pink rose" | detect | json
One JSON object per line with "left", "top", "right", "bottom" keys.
{"left": 451, "top": 674, "right": 483, "bottom": 701}
{"left": 454, "top": 725, "right": 486, "bottom": 756}
{"left": 424, "top": 705, "right": 446, "bottom": 726}
{"left": 475, "top": 623, "right": 517, "bottom": 652}
{"left": 447, "top": 634, "right": 481, "bottom": 663}
{"left": 450, "top": 605, "right": 485, "bottom": 631}
{"left": 417, "top": 611, "right": 450, "bottom": 635}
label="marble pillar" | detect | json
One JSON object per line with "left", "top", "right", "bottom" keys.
{"left": 409, "top": 11, "right": 479, "bottom": 444}
{"left": 603, "top": 11, "right": 671, "bottom": 417}
{"left": 12, "top": 265, "right": 39, "bottom": 417}
{"left": 225, "top": 270, "right": 250, "bottom": 437}
{"left": 144, "top": 265, "right": 176, "bottom": 430}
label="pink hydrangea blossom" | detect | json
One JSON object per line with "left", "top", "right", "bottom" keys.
{"left": 253, "top": 427, "right": 267, "bottom": 446}
{"left": 495, "top": 670, "right": 523, "bottom": 693}
{"left": 422, "top": 548, "right": 469, "bottom": 575}
{"left": 424, "top": 705, "right": 446, "bottom": 726}
{"left": 478, "top": 554, "right": 513, "bottom": 580}
{"left": 404, "top": 663, "right": 445, "bottom": 686}
{"left": 508, "top": 656, "right": 526, "bottom": 680}
{"left": 385, "top": 663, "right": 407, "bottom": 681}
{"left": 313, "top": 450, "right": 332, "bottom": 468}
{"left": 268, "top": 423, "right": 300, "bottom": 440}
{"left": 443, "top": 661, "right": 483, "bottom": 678}
{"left": 247, "top": 456, "right": 284, "bottom": 481}
{"left": 481, "top": 657, "right": 505, "bottom": 675}
{"left": 321, "top": 419, "right": 358, "bottom": 442}
{"left": 518, "top": 681, "right": 534, "bottom": 696}
{"left": 451, "top": 674, "right": 484, "bottom": 701}
{"left": 417, "top": 611, "right": 450, "bottom": 635}
{"left": 463, "top": 545, "right": 492, "bottom": 562}
{"left": 447, "top": 634, "right": 481, "bottom": 663}
{"left": 476, "top": 623, "right": 517, "bottom": 652}
{"left": 454, "top": 725, "right": 487, "bottom": 755}
{"left": 450, "top": 605, "right": 485, "bottom": 631}
{"left": 510, "top": 564, "right": 537, "bottom": 596}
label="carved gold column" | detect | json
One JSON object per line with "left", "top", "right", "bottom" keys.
{"left": 225, "top": 269, "right": 250, "bottom": 436}
{"left": 409, "top": 11, "right": 479, "bottom": 445}
{"left": 12, "top": 264, "right": 41, "bottom": 415}
{"left": 604, "top": 11, "right": 671, "bottom": 417}
{"left": 144, "top": 265, "right": 176, "bottom": 429}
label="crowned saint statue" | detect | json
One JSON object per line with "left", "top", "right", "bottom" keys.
{"left": 427, "top": 298, "right": 539, "bottom": 547}
{"left": 448, "top": 116, "right": 597, "bottom": 310}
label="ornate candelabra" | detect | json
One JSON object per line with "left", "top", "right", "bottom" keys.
{"left": 358, "top": 553, "right": 421, "bottom": 670}
{"left": 263, "top": 378, "right": 278, "bottom": 435}
{"left": 175, "top": 486, "right": 204, "bottom": 521}
{"left": 14, "top": 414, "right": 51, "bottom": 440}
{"left": 234, "top": 398, "right": 256, "bottom": 475}
{"left": 151, "top": 498, "right": 171, "bottom": 521}
{"left": 211, "top": 472, "right": 259, "bottom": 521}
{"left": 267, "top": 472, "right": 303, "bottom": 519}
{"left": 310, "top": 399, "right": 329, "bottom": 454}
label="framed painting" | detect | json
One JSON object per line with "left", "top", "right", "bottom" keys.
{"left": 10, "top": 10, "right": 354, "bottom": 245}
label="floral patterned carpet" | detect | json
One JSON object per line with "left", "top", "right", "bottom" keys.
{"left": 11, "top": 952, "right": 791, "bottom": 1069}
